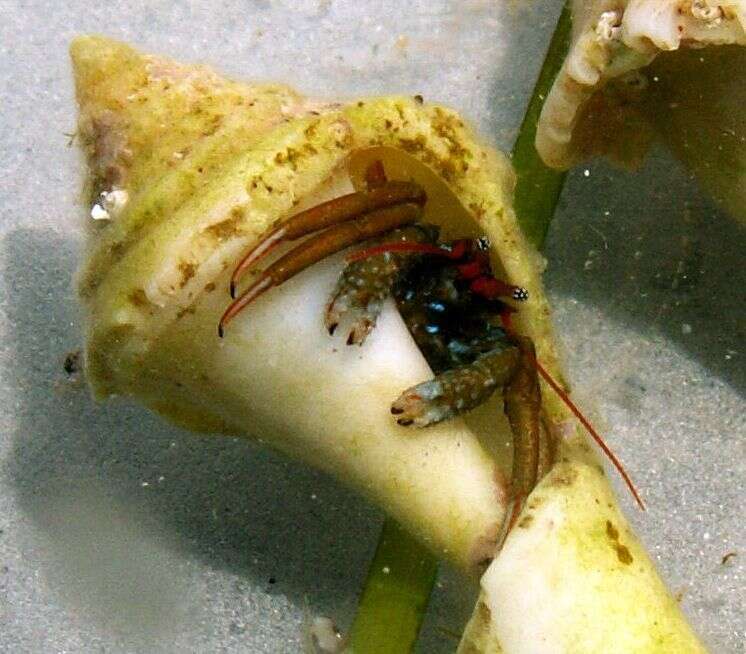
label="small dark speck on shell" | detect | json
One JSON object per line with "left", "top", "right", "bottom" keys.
{"left": 129, "top": 288, "right": 148, "bottom": 306}
{"left": 615, "top": 544, "right": 633, "bottom": 565}
{"left": 606, "top": 520, "right": 633, "bottom": 565}
{"left": 518, "top": 515, "right": 533, "bottom": 529}
{"left": 178, "top": 261, "right": 197, "bottom": 286}
{"left": 606, "top": 520, "right": 620, "bottom": 541}
{"left": 63, "top": 350, "right": 82, "bottom": 376}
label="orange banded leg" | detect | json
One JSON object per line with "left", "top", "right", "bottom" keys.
{"left": 230, "top": 181, "right": 427, "bottom": 296}
{"left": 219, "top": 203, "right": 423, "bottom": 336}
{"left": 502, "top": 336, "right": 543, "bottom": 534}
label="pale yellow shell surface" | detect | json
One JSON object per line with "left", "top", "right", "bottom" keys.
{"left": 72, "top": 35, "right": 556, "bottom": 574}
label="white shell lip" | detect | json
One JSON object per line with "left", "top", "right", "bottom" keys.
{"left": 536, "top": 0, "right": 746, "bottom": 169}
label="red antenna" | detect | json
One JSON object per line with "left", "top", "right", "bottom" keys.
{"left": 533, "top": 359, "right": 646, "bottom": 510}
{"left": 346, "top": 240, "right": 468, "bottom": 263}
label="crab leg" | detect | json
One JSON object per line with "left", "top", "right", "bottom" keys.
{"left": 219, "top": 203, "right": 423, "bottom": 335}
{"left": 502, "top": 336, "right": 543, "bottom": 532}
{"left": 230, "top": 181, "right": 426, "bottom": 294}
{"left": 325, "top": 224, "right": 439, "bottom": 345}
{"left": 390, "top": 348, "right": 520, "bottom": 427}
{"left": 391, "top": 335, "right": 548, "bottom": 536}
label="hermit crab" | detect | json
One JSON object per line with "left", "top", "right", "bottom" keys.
{"left": 218, "top": 159, "right": 644, "bottom": 535}
{"left": 73, "top": 36, "right": 706, "bottom": 654}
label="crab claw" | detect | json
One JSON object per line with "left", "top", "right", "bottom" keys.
{"left": 391, "top": 380, "right": 456, "bottom": 427}
{"left": 325, "top": 232, "right": 414, "bottom": 346}
{"left": 324, "top": 257, "right": 393, "bottom": 346}
{"left": 391, "top": 348, "right": 519, "bottom": 427}
{"left": 324, "top": 288, "right": 381, "bottom": 346}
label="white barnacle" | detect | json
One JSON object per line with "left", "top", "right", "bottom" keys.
{"left": 91, "top": 187, "right": 129, "bottom": 221}
{"left": 90, "top": 203, "right": 110, "bottom": 221}
{"left": 689, "top": 0, "right": 724, "bottom": 25}
{"left": 595, "top": 10, "right": 623, "bottom": 43}
{"left": 101, "top": 187, "right": 129, "bottom": 215}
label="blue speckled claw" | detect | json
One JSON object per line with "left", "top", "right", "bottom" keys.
{"left": 391, "top": 349, "right": 520, "bottom": 427}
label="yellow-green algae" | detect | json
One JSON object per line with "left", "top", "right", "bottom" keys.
{"left": 458, "top": 458, "right": 706, "bottom": 654}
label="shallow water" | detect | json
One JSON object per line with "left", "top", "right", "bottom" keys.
{"left": 0, "top": 1, "right": 743, "bottom": 652}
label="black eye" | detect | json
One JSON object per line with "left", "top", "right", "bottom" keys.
{"left": 512, "top": 287, "right": 529, "bottom": 301}
{"left": 476, "top": 236, "right": 490, "bottom": 251}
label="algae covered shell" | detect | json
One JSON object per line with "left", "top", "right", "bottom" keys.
{"left": 73, "top": 35, "right": 548, "bottom": 575}
{"left": 72, "top": 36, "right": 706, "bottom": 654}
{"left": 536, "top": 0, "right": 746, "bottom": 221}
